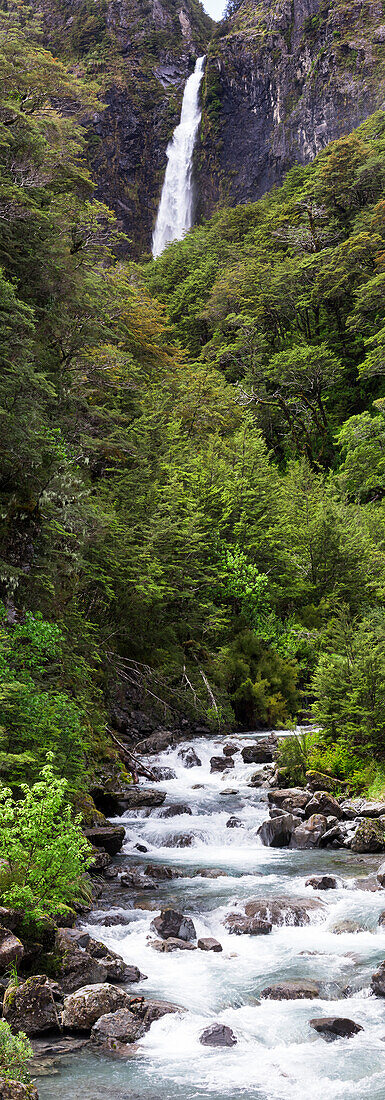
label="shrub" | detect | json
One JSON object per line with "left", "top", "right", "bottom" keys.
{"left": 0, "top": 1019, "right": 32, "bottom": 1084}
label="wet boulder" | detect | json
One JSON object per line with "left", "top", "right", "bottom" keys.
{"left": 210, "top": 756, "right": 234, "bottom": 772}
{"left": 178, "top": 747, "right": 201, "bottom": 768}
{"left": 91, "top": 1007, "right": 146, "bottom": 1047}
{"left": 0, "top": 926, "right": 24, "bottom": 972}
{"left": 199, "top": 1024, "right": 237, "bottom": 1047}
{"left": 305, "top": 875, "right": 339, "bottom": 891}
{"left": 290, "top": 814, "right": 328, "bottom": 849}
{"left": 224, "top": 914, "right": 272, "bottom": 935}
{"left": 116, "top": 787, "right": 166, "bottom": 809}
{"left": 371, "top": 960, "right": 385, "bottom": 995}
{"left": 242, "top": 741, "right": 275, "bottom": 764}
{"left": 147, "top": 766, "right": 177, "bottom": 782}
{"left": 305, "top": 792, "right": 342, "bottom": 820}
{"left": 138, "top": 730, "right": 175, "bottom": 754}
{"left": 350, "top": 819, "right": 385, "bottom": 853}
{"left": 151, "top": 937, "right": 196, "bottom": 952}
{"left": 144, "top": 864, "right": 184, "bottom": 880}
{"left": 150, "top": 908, "right": 196, "bottom": 942}
{"left": 257, "top": 813, "right": 300, "bottom": 847}
{"left": 120, "top": 868, "right": 155, "bottom": 890}
{"left": 319, "top": 821, "right": 358, "bottom": 849}
{"left": 340, "top": 798, "right": 385, "bottom": 819}
{"left": 62, "top": 983, "right": 132, "bottom": 1031}
{"left": 127, "top": 996, "right": 179, "bottom": 1027}
{"left": 3, "top": 975, "right": 60, "bottom": 1036}
{"left": 164, "top": 833, "right": 194, "bottom": 848}
{"left": 198, "top": 937, "right": 223, "bottom": 952}
{"left": 54, "top": 929, "right": 133, "bottom": 992}
{"left": 268, "top": 789, "right": 310, "bottom": 812}
{"left": 377, "top": 860, "right": 385, "bottom": 887}
{"left": 89, "top": 846, "right": 111, "bottom": 874}
{"left": 0, "top": 1083, "right": 39, "bottom": 1100}
{"left": 83, "top": 825, "right": 126, "bottom": 856}
{"left": 159, "top": 803, "right": 192, "bottom": 818}
{"left": 310, "top": 1016, "right": 363, "bottom": 1040}
{"left": 223, "top": 743, "right": 239, "bottom": 756}
{"left": 244, "top": 895, "right": 324, "bottom": 926}
{"left": 226, "top": 816, "right": 244, "bottom": 829}
{"left": 261, "top": 980, "right": 320, "bottom": 1000}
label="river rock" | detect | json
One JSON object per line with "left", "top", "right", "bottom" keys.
{"left": 223, "top": 743, "right": 238, "bottom": 756}
{"left": 144, "top": 864, "right": 184, "bottom": 880}
{"left": 120, "top": 868, "right": 155, "bottom": 889}
{"left": 89, "top": 845, "right": 111, "bottom": 874}
{"left": 210, "top": 756, "right": 234, "bottom": 772}
{"left": 242, "top": 741, "right": 275, "bottom": 764}
{"left": 91, "top": 1007, "right": 146, "bottom": 1046}
{"left": 340, "top": 798, "right": 385, "bottom": 819}
{"left": 331, "top": 920, "right": 362, "bottom": 934}
{"left": 164, "top": 833, "right": 194, "bottom": 848}
{"left": 224, "top": 914, "right": 272, "bottom": 935}
{"left": 310, "top": 1016, "right": 363, "bottom": 1039}
{"left": 0, "top": 1082, "right": 39, "bottom": 1100}
{"left": 244, "top": 895, "right": 324, "bottom": 926}
{"left": 3, "top": 975, "right": 60, "bottom": 1036}
{"left": 377, "top": 860, "right": 385, "bottom": 886}
{"left": 226, "top": 816, "right": 244, "bottom": 828}
{"left": 83, "top": 825, "right": 126, "bottom": 856}
{"left": 0, "top": 927, "right": 24, "bottom": 972}
{"left": 371, "top": 960, "right": 385, "bottom": 995}
{"left": 118, "top": 787, "right": 166, "bottom": 809}
{"left": 127, "top": 996, "right": 179, "bottom": 1027}
{"left": 305, "top": 875, "right": 338, "bottom": 890}
{"left": 305, "top": 771, "right": 338, "bottom": 792}
{"left": 261, "top": 980, "right": 320, "bottom": 1000}
{"left": 54, "top": 929, "right": 133, "bottom": 992}
{"left": 268, "top": 788, "right": 310, "bottom": 811}
{"left": 257, "top": 814, "right": 300, "bottom": 847}
{"left": 319, "top": 821, "right": 358, "bottom": 849}
{"left": 158, "top": 803, "right": 192, "bottom": 818}
{"left": 305, "top": 792, "right": 342, "bottom": 819}
{"left": 350, "top": 819, "right": 385, "bottom": 853}
{"left": 147, "top": 766, "right": 177, "bottom": 782}
{"left": 150, "top": 908, "right": 196, "bottom": 942}
{"left": 199, "top": 1024, "right": 237, "bottom": 1047}
{"left": 178, "top": 747, "right": 201, "bottom": 768}
{"left": 151, "top": 937, "right": 196, "bottom": 952}
{"left": 62, "top": 983, "right": 132, "bottom": 1031}
{"left": 198, "top": 937, "right": 223, "bottom": 952}
{"left": 290, "top": 814, "right": 328, "bottom": 848}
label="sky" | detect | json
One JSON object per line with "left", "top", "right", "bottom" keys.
{"left": 202, "top": 0, "right": 226, "bottom": 20}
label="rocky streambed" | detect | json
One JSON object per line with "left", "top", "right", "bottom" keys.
{"left": 7, "top": 730, "right": 385, "bottom": 1100}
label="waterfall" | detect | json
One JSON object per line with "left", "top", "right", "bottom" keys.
{"left": 152, "top": 56, "right": 205, "bottom": 259}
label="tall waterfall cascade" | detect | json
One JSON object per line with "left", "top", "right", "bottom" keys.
{"left": 152, "top": 56, "right": 205, "bottom": 259}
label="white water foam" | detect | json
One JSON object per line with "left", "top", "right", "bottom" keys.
{"left": 152, "top": 56, "right": 205, "bottom": 258}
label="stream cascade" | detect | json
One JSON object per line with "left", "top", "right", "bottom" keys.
{"left": 152, "top": 56, "right": 205, "bottom": 258}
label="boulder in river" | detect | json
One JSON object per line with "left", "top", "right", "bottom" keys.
{"left": 210, "top": 756, "right": 234, "bottom": 772}
{"left": 83, "top": 825, "right": 126, "bottom": 856}
{"left": 261, "top": 980, "right": 320, "bottom": 1000}
{"left": 62, "top": 983, "right": 132, "bottom": 1031}
{"left": 138, "top": 730, "right": 175, "bottom": 754}
{"left": 178, "top": 747, "right": 202, "bottom": 768}
{"left": 305, "top": 875, "right": 338, "bottom": 890}
{"left": 164, "top": 833, "right": 194, "bottom": 848}
{"left": 3, "top": 975, "right": 60, "bottom": 1036}
{"left": 144, "top": 864, "right": 184, "bottom": 880}
{"left": 377, "top": 860, "right": 385, "bottom": 887}
{"left": 0, "top": 926, "right": 24, "bottom": 972}
{"left": 371, "top": 960, "right": 385, "bottom": 995}
{"left": 305, "top": 792, "right": 342, "bottom": 819}
{"left": 199, "top": 1024, "right": 237, "bottom": 1047}
{"left": 198, "top": 937, "right": 223, "bottom": 952}
{"left": 151, "top": 937, "right": 196, "bottom": 952}
{"left": 310, "top": 1016, "right": 363, "bottom": 1040}
{"left": 268, "top": 788, "right": 310, "bottom": 812}
{"left": 223, "top": 743, "right": 239, "bottom": 756}
{"left": 290, "top": 814, "right": 328, "bottom": 848}
{"left": 224, "top": 914, "right": 272, "bottom": 935}
{"left": 242, "top": 741, "right": 275, "bottom": 764}
{"left": 54, "top": 928, "right": 136, "bottom": 992}
{"left": 147, "top": 766, "right": 177, "bottom": 782}
{"left": 120, "top": 868, "right": 155, "bottom": 890}
{"left": 226, "top": 816, "right": 244, "bottom": 829}
{"left": 244, "top": 895, "right": 324, "bottom": 926}
{"left": 257, "top": 814, "right": 300, "bottom": 847}
{"left": 0, "top": 1082, "right": 39, "bottom": 1100}
{"left": 340, "top": 798, "right": 385, "bottom": 819}
{"left": 91, "top": 1007, "right": 146, "bottom": 1047}
{"left": 159, "top": 803, "right": 192, "bottom": 818}
{"left": 350, "top": 819, "right": 385, "bottom": 853}
{"left": 151, "top": 908, "right": 196, "bottom": 942}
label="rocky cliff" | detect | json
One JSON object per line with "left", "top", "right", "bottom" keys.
{"left": 197, "top": 0, "right": 385, "bottom": 217}
{"left": 38, "top": 0, "right": 212, "bottom": 255}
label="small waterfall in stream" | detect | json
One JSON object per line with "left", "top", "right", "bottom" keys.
{"left": 152, "top": 56, "right": 205, "bottom": 259}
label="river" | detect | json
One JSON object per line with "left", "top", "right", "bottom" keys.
{"left": 38, "top": 732, "right": 385, "bottom": 1100}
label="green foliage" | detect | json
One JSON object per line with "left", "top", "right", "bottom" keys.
{"left": 0, "top": 1020, "right": 33, "bottom": 1085}
{"left": 0, "top": 756, "right": 92, "bottom": 921}
{"left": 276, "top": 731, "right": 316, "bottom": 786}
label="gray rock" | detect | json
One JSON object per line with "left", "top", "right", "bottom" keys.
{"left": 150, "top": 908, "right": 196, "bottom": 942}
{"left": 178, "top": 747, "right": 201, "bottom": 768}
{"left": 197, "top": 937, "right": 223, "bottom": 952}
{"left": 3, "top": 975, "right": 60, "bottom": 1036}
{"left": 340, "top": 798, "right": 385, "bottom": 819}
{"left": 199, "top": 1024, "right": 237, "bottom": 1047}
{"left": 147, "top": 767, "right": 177, "bottom": 781}
{"left": 257, "top": 813, "right": 300, "bottom": 847}
{"left": 310, "top": 1016, "right": 363, "bottom": 1040}
{"left": 226, "top": 816, "right": 244, "bottom": 829}
{"left": 158, "top": 803, "right": 192, "bottom": 818}
{"left": 91, "top": 1007, "right": 146, "bottom": 1046}
{"left": 144, "top": 864, "right": 184, "bottom": 880}
{"left": 371, "top": 960, "right": 385, "bottom": 995}
{"left": 261, "top": 980, "right": 320, "bottom": 1000}
{"left": 151, "top": 938, "right": 196, "bottom": 952}
{"left": 223, "top": 743, "right": 239, "bottom": 756}
{"left": 55, "top": 929, "right": 133, "bottom": 992}
{"left": 306, "top": 771, "right": 338, "bottom": 792}
{"left": 120, "top": 869, "right": 155, "bottom": 889}
{"left": 305, "top": 792, "right": 342, "bottom": 819}
{"left": 83, "top": 825, "right": 126, "bottom": 856}
{"left": 290, "top": 814, "right": 328, "bottom": 849}
{"left": 62, "top": 983, "right": 132, "bottom": 1031}
{"left": 350, "top": 820, "right": 385, "bottom": 853}
{"left": 210, "top": 756, "right": 234, "bottom": 772}
{"left": 268, "top": 788, "right": 309, "bottom": 811}
{"left": 242, "top": 740, "right": 275, "bottom": 764}
{"left": 244, "top": 895, "right": 324, "bottom": 926}
{"left": 0, "top": 926, "right": 24, "bottom": 972}
{"left": 224, "top": 914, "right": 272, "bottom": 935}
{"left": 305, "top": 875, "right": 338, "bottom": 891}
{"left": 377, "top": 860, "right": 385, "bottom": 887}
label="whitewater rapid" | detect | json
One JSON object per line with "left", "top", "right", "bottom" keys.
{"left": 38, "top": 733, "right": 385, "bottom": 1100}
{"left": 152, "top": 56, "right": 205, "bottom": 258}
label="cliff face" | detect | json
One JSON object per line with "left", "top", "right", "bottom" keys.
{"left": 39, "top": 0, "right": 212, "bottom": 255}
{"left": 197, "top": 0, "right": 385, "bottom": 217}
